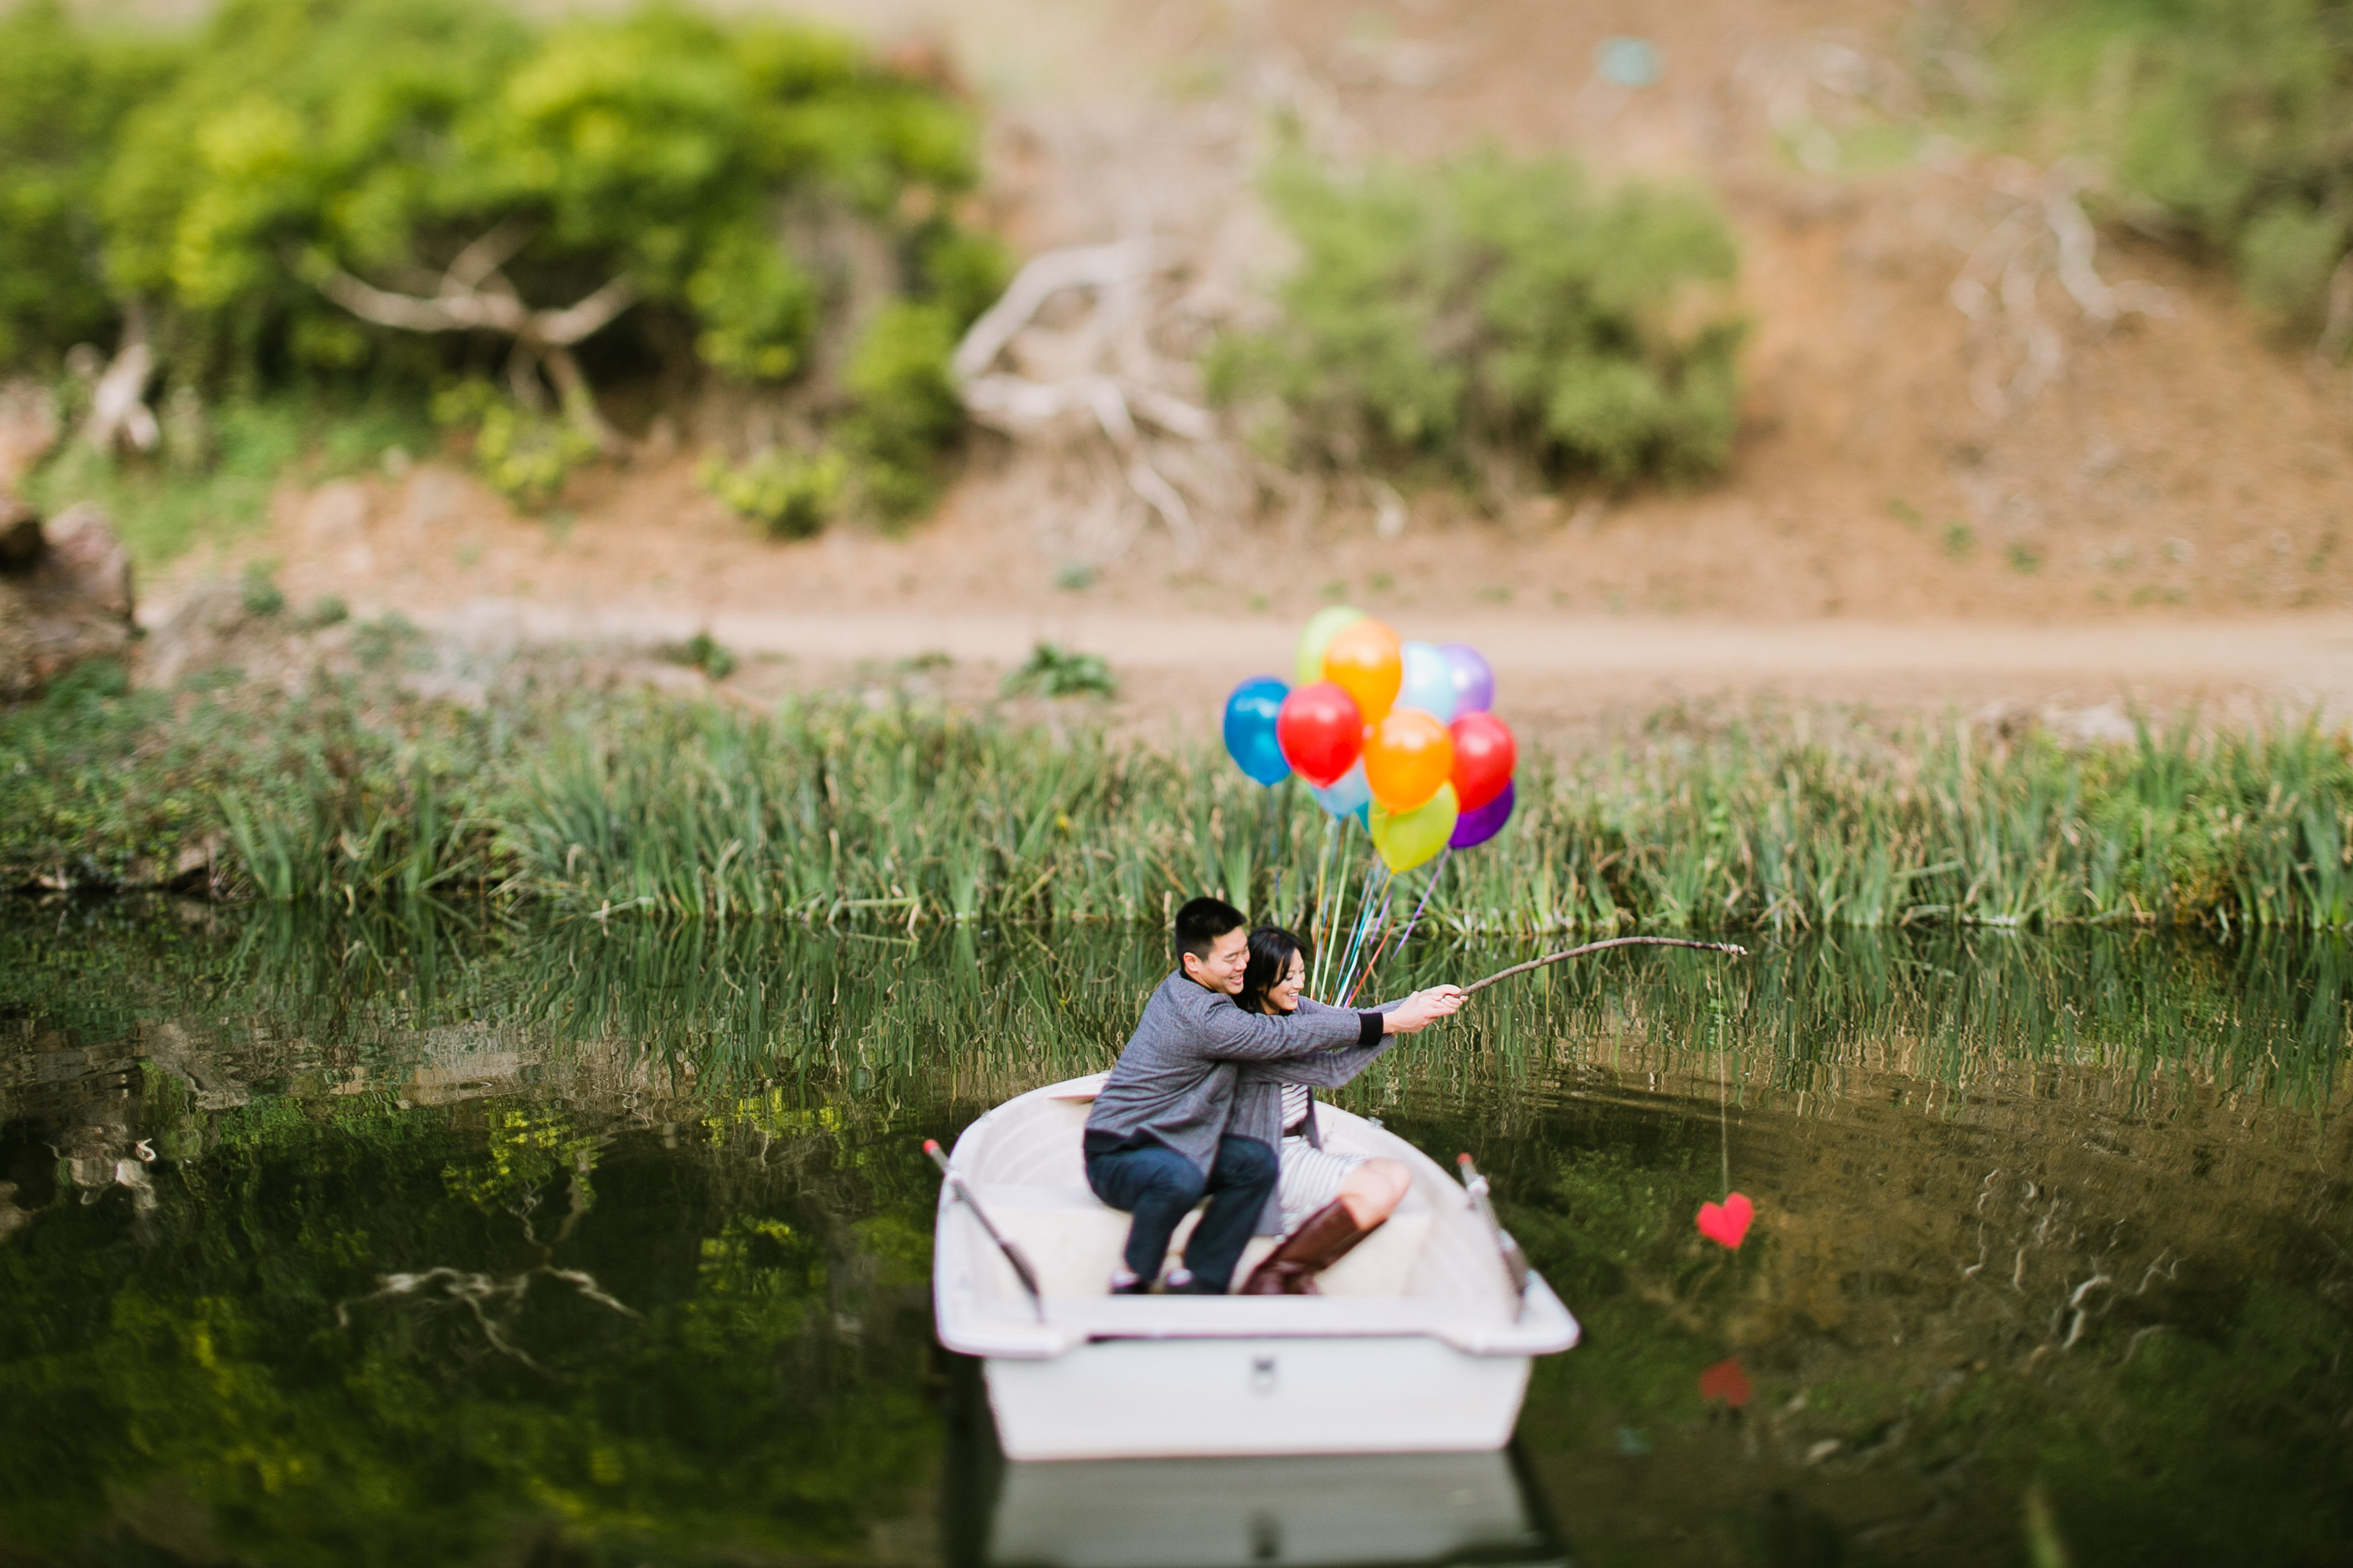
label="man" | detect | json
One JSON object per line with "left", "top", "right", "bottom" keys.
{"left": 1083, "top": 897, "right": 1463, "bottom": 1294}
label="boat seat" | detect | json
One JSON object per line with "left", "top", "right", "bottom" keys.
{"left": 969, "top": 1183, "right": 1435, "bottom": 1300}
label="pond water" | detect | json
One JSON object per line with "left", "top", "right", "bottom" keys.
{"left": 3, "top": 905, "right": 2350, "bottom": 1567}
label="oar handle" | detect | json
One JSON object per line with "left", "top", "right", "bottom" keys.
{"left": 1463, "top": 936, "right": 1750, "bottom": 995}
{"left": 926, "top": 1139, "right": 1047, "bottom": 1321}
{"left": 1458, "top": 1153, "right": 1530, "bottom": 1311}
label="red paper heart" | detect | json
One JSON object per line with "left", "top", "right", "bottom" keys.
{"left": 1698, "top": 1356, "right": 1752, "bottom": 1409}
{"left": 1696, "top": 1191, "right": 1754, "bottom": 1249}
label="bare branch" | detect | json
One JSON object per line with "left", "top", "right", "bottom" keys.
{"left": 952, "top": 239, "right": 1152, "bottom": 382}
{"left": 445, "top": 218, "right": 537, "bottom": 292}
{"left": 531, "top": 276, "right": 638, "bottom": 347}
{"left": 319, "top": 267, "right": 526, "bottom": 335}
{"left": 79, "top": 304, "right": 159, "bottom": 454}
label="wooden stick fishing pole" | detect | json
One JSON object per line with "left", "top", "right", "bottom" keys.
{"left": 1463, "top": 936, "right": 1750, "bottom": 995}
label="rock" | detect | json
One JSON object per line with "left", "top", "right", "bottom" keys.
{"left": 44, "top": 503, "right": 134, "bottom": 618}
{"left": 0, "top": 493, "right": 40, "bottom": 571}
{"left": 0, "top": 378, "right": 58, "bottom": 490}
{"left": 0, "top": 501, "right": 137, "bottom": 700}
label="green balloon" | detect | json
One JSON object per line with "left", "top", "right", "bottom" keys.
{"left": 1371, "top": 782, "right": 1458, "bottom": 872}
{"left": 1295, "top": 605, "right": 1368, "bottom": 687}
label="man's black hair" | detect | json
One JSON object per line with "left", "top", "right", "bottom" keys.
{"left": 1173, "top": 897, "right": 1247, "bottom": 961}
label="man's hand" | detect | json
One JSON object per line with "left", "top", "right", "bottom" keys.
{"left": 1382, "top": 985, "right": 1466, "bottom": 1034}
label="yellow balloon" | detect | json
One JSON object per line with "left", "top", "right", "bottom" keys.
{"left": 1322, "top": 617, "right": 1402, "bottom": 725}
{"left": 1371, "top": 783, "right": 1458, "bottom": 872}
{"left": 1295, "top": 605, "right": 1366, "bottom": 687}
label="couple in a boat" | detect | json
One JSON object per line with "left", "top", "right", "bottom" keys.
{"left": 1083, "top": 896, "right": 1466, "bottom": 1295}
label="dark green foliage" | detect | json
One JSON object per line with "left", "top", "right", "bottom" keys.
{"left": 837, "top": 300, "right": 965, "bottom": 520}
{"left": 1000, "top": 642, "right": 1117, "bottom": 699}
{"left": 1209, "top": 149, "right": 1745, "bottom": 486}
{"left": 7, "top": 0, "right": 996, "bottom": 537}
{"left": 696, "top": 444, "right": 844, "bottom": 537}
{"left": 0, "top": 2, "right": 173, "bottom": 364}
{"left": 1989, "top": 0, "right": 2353, "bottom": 335}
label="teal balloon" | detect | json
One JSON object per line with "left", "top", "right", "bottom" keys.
{"left": 1223, "top": 677, "right": 1291, "bottom": 785}
{"left": 1397, "top": 641, "right": 1458, "bottom": 723}
{"left": 1310, "top": 759, "right": 1371, "bottom": 825}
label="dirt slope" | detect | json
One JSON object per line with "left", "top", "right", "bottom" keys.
{"left": 147, "top": 0, "right": 2353, "bottom": 731}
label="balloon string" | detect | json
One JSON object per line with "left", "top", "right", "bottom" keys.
{"left": 1347, "top": 847, "right": 1449, "bottom": 1007}
{"left": 1336, "top": 868, "right": 1394, "bottom": 1005}
{"left": 1328, "top": 863, "right": 1381, "bottom": 1003}
{"left": 1337, "top": 865, "right": 1374, "bottom": 1001}
{"left": 1311, "top": 823, "right": 1347, "bottom": 998}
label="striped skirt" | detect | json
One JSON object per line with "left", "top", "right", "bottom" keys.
{"left": 1277, "top": 1135, "right": 1367, "bottom": 1231}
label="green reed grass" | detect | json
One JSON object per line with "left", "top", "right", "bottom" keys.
{"left": 17, "top": 671, "right": 2353, "bottom": 931}
{"left": 508, "top": 697, "right": 2353, "bottom": 933}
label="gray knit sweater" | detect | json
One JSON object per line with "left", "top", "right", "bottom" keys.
{"left": 1084, "top": 973, "right": 1386, "bottom": 1235}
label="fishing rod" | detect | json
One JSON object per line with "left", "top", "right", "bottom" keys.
{"left": 924, "top": 1139, "right": 1045, "bottom": 1322}
{"left": 1463, "top": 936, "right": 1750, "bottom": 994}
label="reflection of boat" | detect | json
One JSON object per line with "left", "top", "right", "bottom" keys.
{"left": 947, "top": 1443, "right": 1567, "bottom": 1568}
{"left": 931, "top": 1074, "right": 1579, "bottom": 1462}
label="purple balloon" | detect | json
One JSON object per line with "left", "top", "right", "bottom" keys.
{"left": 1441, "top": 643, "right": 1494, "bottom": 714}
{"left": 1449, "top": 777, "right": 1514, "bottom": 849}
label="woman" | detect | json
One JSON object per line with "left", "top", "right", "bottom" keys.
{"left": 1230, "top": 925, "right": 1414, "bottom": 1294}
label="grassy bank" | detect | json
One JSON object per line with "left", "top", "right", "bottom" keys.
{"left": 10, "top": 661, "right": 2353, "bottom": 930}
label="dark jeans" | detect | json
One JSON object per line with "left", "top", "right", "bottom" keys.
{"left": 1084, "top": 1136, "right": 1277, "bottom": 1292}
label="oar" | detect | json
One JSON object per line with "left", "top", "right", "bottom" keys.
{"left": 1456, "top": 1154, "right": 1529, "bottom": 1315}
{"left": 1464, "top": 936, "right": 1750, "bottom": 994}
{"left": 924, "top": 1139, "right": 1046, "bottom": 1323}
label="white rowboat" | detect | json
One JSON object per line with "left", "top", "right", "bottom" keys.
{"left": 931, "top": 1074, "right": 1581, "bottom": 1461}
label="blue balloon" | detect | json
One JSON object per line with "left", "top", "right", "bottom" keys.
{"left": 1397, "top": 641, "right": 1458, "bottom": 723}
{"left": 1223, "top": 676, "right": 1291, "bottom": 785}
{"left": 1310, "top": 759, "right": 1371, "bottom": 825}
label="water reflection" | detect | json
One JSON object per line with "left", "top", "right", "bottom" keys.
{"left": 946, "top": 1445, "right": 1563, "bottom": 1567}
{"left": 1, "top": 904, "right": 2349, "bottom": 1566}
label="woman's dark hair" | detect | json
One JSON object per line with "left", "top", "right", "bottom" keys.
{"left": 1237, "top": 926, "right": 1308, "bottom": 1014}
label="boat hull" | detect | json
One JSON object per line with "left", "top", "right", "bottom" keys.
{"left": 982, "top": 1333, "right": 1533, "bottom": 1461}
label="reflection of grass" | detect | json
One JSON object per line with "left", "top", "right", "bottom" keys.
{"left": 3, "top": 909, "right": 2345, "bottom": 1567}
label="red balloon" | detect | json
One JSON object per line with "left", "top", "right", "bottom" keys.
{"left": 1449, "top": 711, "right": 1517, "bottom": 811}
{"left": 1277, "top": 682, "right": 1365, "bottom": 787}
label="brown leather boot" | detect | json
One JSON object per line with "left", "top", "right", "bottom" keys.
{"left": 1237, "top": 1200, "right": 1384, "bottom": 1296}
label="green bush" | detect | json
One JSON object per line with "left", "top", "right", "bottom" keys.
{"left": 0, "top": 2, "right": 173, "bottom": 366}
{"left": 1208, "top": 149, "right": 1745, "bottom": 487}
{"left": 431, "top": 380, "right": 598, "bottom": 508}
{"left": 6, "top": 0, "right": 1000, "bottom": 537}
{"left": 697, "top": 444, "right": 845, "bottom": 538}
{"left": 1987, "top": 0, "right": 2353, "bottom": 336}
{"left": 838, "top": 300, "right": 965, "bottom": 520}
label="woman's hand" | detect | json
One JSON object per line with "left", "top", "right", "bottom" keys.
{"left": 1382, "top": 985, "right": 1467, "bottom": 1034}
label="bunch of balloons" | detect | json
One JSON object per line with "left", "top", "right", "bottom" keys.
{"left": 1222, "top": 606, "right": 1518, "bottom": 872}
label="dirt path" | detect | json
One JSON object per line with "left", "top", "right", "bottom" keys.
{"left": 427, "top": 592, "right": 2353, "bottom": 742}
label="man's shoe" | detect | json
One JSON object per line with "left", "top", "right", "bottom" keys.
{"left": 1158, "top": 1268, "right": 1230, "bottom": 1294}
{"left": 1109, "top": 1268, "right": 1149, "bottom": 1295}
{"left": 1237, "top": 1200, "right": 1382, "bottom": 1296}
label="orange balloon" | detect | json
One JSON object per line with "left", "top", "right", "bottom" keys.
{"left": 1322, "top": 618, "right": 1402, "bottom": 723}
{"left": 1363, "top": 708, "right": 1455, "bottom": 811}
